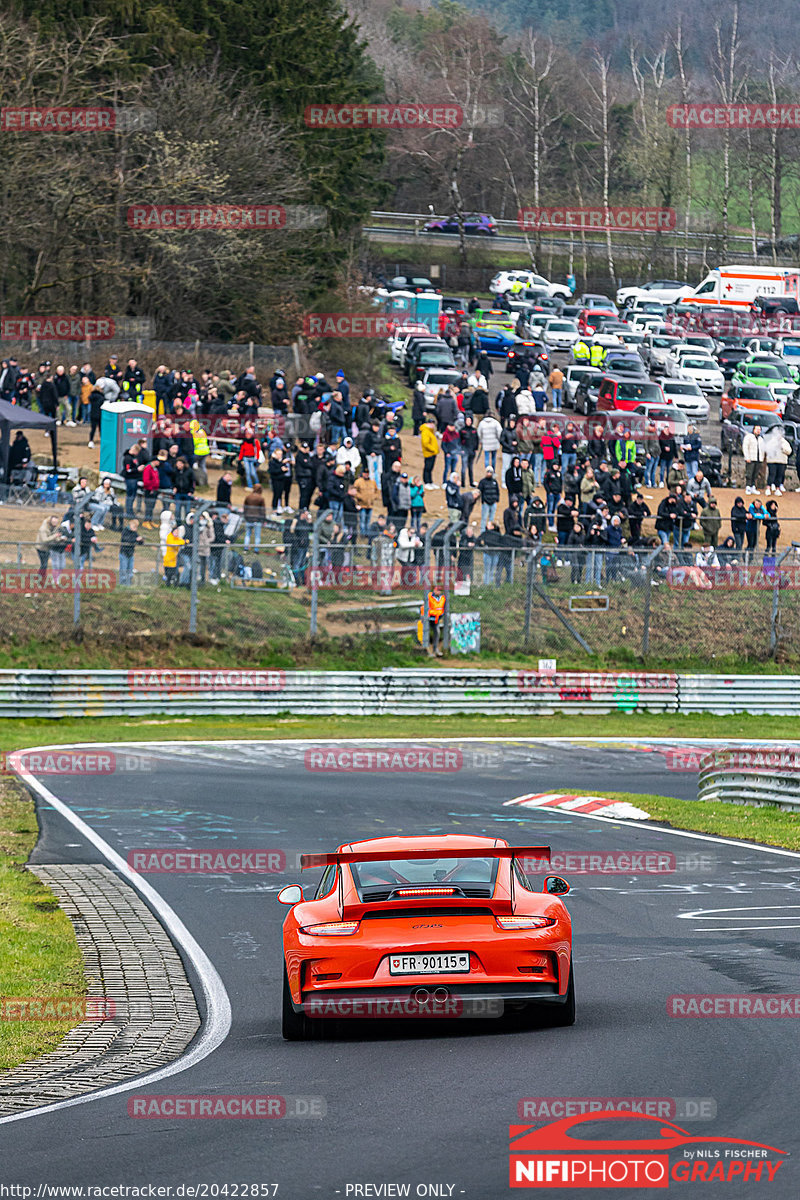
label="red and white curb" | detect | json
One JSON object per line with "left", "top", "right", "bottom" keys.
{"left": 504, "top": 792, "right": 651, "bottom": 821}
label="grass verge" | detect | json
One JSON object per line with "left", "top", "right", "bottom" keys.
{"left": 3, "top": 710, "right": 800, "bottom": 752}
{"left": 0, "top": 779, "right": 86, "bottom": 1070}
{"left": 601, "top": 791, "right": 800, "bottom": 854}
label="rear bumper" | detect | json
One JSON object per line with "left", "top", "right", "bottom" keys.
{"left": 294, "top": 980, "right": 565, "bottom": 1017}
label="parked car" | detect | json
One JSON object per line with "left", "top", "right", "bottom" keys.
{"left": 474, "top": 309, "right": 517, "bottom": 332}
{"left": 390, "top": 324, "right": 431, "bottom": 363}
{"left": 490, "top": 270, "right": 572, "bottom": 300}
{"left": 750, "top": 295, "right": 800, "bottom": 317}
{"left": 641, "top": 333, "right": 684, "bottom": 374}
{"left": 407, "top": 342, "right": 456, "bottom": 382}
{"left": 474, "top": 327, "right": 520, "bottom": 358}
{"left": 631, "top": 403, "right": 689, "bottom": 438}
{"left": 721, "top": 408, "right": 784, "bottom": 453}
{"left": 563, "top": 365, "right": 602, "bottom": 407}
{"left": 675, "top": 354, "right": 726, "bottom": 395}
{"left": 659, "top": 378, "right": 710, "bottom": 423}
{"left": 720, "top": 390, "right": 782, "bottom": 421}
{"left": 577, "top": 308, "right": 617, "bottom": 336}
{"left": 506, "top": 340, "right": 549, "bottom": 374}
{"left": 715, "top": 345, "right": 751, "bottom": 378}
{"left": 573, "top": 374, "right": 603, "bottom": 415}
{"left": 400, "top": 335, "right": 444, "bottom": 372}
{"left": 441, "top": 296, "right": 468, "bottom": 318}
{"left": 385, "top": 275, "right": 440, "bottom": 294}
{"left": 542, "top": 319, "right": 580, "bottom": 351}
{"left": 616, "top": 279, "right": 694, "bottom": 306}
{"left": 424, "top": 213, "right": 497, "bottom": 236}
{"left": 419, "top": 367, "right": 464, "bottom": 410}
{"left": 616, "top": 329, "right": 646, "bottom": 350}
{"left": 730, "top": 360, "right": 795, "bottom": 406}
{"left": 601, "top": 349, "right": 649, "bottom": 377}
{"left": 595, "top": 375, "right": 665, "bottom": 412}
{"left": 576, "top": 293, "right": 618, "bottom": 314}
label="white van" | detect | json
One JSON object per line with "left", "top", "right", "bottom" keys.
{"left": 689, "top": 265, "right": 800, "bottom": 309}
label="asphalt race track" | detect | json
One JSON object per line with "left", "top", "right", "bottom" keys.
{"left": 4, "top": 738, "right": 800, "bottom": 1198}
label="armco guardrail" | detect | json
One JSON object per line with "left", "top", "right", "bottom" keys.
{"left": 0, "top": 669, "right": 677, "bottom": 718}
{"left": 1, "top": 670, "right": 799, "bottom": 718}
{"left": 677, "top": 675, "right": 800, "bottom": 715}
{"left": 699, "top": 747, "right": 800, "bottom": 811}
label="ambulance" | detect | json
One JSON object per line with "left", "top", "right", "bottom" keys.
{"left": 688, "top": 265, "right": 800, "bottom": 309}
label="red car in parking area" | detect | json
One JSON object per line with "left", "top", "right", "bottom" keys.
{"left": 578, "top": 308, "right": 617, "bottom": 336}
{"left": 278, "top": 834, "right": 574, "bottom": 1040}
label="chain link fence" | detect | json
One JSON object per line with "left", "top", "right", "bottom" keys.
{"left": 3, "top": 494, "right": 800, "bottom": 664}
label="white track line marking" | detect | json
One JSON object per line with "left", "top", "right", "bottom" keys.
{"left": 0, "top": 757, "right": 232, "bottom": 1126}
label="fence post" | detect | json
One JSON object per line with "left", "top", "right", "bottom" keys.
{"left": 641, "top": 543, "right": 666, "bottom": 658}
{"left": 442, "top": 521, "right": 464, "bottom": 653}
{"left": 189, "top": 500, "right": 213, "bottom": 634}
{"left": 422, "top": 518, "right": 444, "bottom": 652}
{"left": 309, "top": 509, "right": 333, "bottom": 637}
{"left": 72, "top": 495, "right": 90, "bottom": 628}
{"left": 770, "top": 543, "right": 799, "bottom": 656}
{"left": 522, "top": 548, "right": 539, "bottom": 648}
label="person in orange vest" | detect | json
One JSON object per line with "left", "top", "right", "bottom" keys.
{"left": 423, "top": 583, "right": 446, "bottom": 657}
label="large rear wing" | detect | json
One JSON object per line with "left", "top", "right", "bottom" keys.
{"left": 300, "top": 846, "right": 551, "bottom": 870}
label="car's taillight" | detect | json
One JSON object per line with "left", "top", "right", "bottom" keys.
{"left": 395, "top": 887, "right": 457, "bottom": 897}
{"left": 496, "top": 916, "right": 557, "bottom": 930}
{"left": 300, "top": 921, "right": 360, "bottom": 936}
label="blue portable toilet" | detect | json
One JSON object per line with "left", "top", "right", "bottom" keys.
{"left": 99, "top": 402, "right": 153, "bottom": 475}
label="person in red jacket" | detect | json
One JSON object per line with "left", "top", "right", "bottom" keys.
{"left": 141, "top": 458, "right": 161, "bottom": 528}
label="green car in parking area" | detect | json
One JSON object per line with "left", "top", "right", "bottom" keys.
{"left": 730, "top": 360, "right": 796, "bottom": 404}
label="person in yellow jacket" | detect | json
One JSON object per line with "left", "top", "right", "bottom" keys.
{"left": 589, "top": 341, "right": 605, "bottom": 368}
{"left": 163, "top": 524, "right": 186, "bottom": 587}
{"left": 422, "top": 583, "right": 446, "bottom": 656}
{"left": 420, "top": 418, "right": 441, "bottom": 489}
{"left": 572, "top": 339, "right": 590, "bottom": 363}
{"left": 189, "top": 418, "right": 210, "bottom": 487}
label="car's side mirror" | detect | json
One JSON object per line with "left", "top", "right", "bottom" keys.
{"left": 544, "top": 876, "right": 570, "bottom": 896}
{"left": 277, "top": 885, "right": 303, "bottom": 906}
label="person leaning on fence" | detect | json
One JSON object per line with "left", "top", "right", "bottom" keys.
{"left": 119, "top": 519, "right": 144, "bottom": 587}
{"left": 163, "top": 523, "right": 186, "bottom": 586}
{"left": 423, "top": 584, "right": 446, "bottom": 657}
{"left": 35, "top": 514, "right": 62, "bottom": 578}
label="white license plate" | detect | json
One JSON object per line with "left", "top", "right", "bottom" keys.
{"left": 388, "top": 952, "right": 470, "bottom": 975}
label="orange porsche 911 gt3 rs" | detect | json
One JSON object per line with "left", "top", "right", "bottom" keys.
{"left": 278, "top": 834, "right": 574, "bottom": 1040}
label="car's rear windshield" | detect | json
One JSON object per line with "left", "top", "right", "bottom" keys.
{"left": 652, "top": 337, "right": 680, "bottom": 347}
{"left": 617, "top": 382, "right": 662, "bottom": 401}
{"left": 548, "top": 322, "right": 576, "bottom": 331}
{"left": 748, "top": 365, "right": 781, "bottom": 379}
{"left": 426, "top": 372, "right": 460, "bottom": 384}
{"left": 351, "top": 857, "right": 500, "bottom": 900}
{"left": 665, "top": 382, "right": 701, "bottom": 394}
{"left": 683, "top": 358, "right": 716, "bottom": 370}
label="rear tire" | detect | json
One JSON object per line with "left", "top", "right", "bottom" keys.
{"left": 282, "top": 966, "right": 311, "bottom": 1041}
{"left": 546, "top": 963, "right": 576, "bottom": 1026}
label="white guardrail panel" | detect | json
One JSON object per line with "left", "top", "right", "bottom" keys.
{"left": 0, "top": 669, "right": 678, "bottom": 718}
{"left": 3, "top": 670, "right": 800, "bottom": 718}
{"left": 699, "top": 748, "right": 800, "bottom": 811}
{"left": 677, "top": 675, "right": 800, "bottom": 715}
